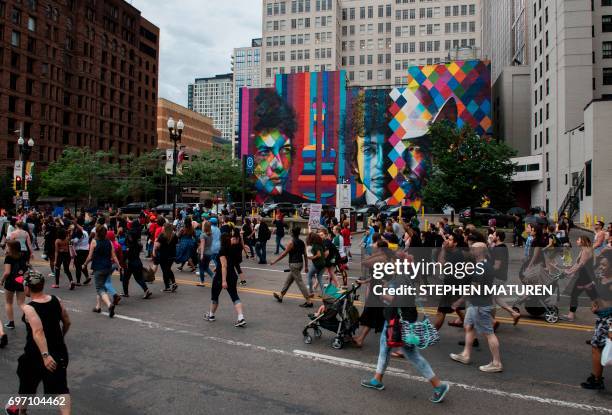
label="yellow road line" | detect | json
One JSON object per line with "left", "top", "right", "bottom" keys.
{"left": 25, "top": 259, "right": 594, "bottom": 333}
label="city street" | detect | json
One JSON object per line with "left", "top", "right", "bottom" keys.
{"left": 0, "top": 243, "right": 610, "bottom": 415}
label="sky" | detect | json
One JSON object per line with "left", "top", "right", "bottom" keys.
{"left": 129, "top": 0, "right": 262, "bottom": 106}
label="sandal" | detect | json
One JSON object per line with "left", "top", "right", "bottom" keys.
{"left": 92, "top": 307, "right": 102, "bottom": 313}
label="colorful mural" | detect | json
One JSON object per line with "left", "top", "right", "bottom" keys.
{"left": 239, "top": 61, "right": 492, "bottom": 206}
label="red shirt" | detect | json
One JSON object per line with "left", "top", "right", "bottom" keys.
{"left": 340, "top": 228, "right": 351, "bottom": 246}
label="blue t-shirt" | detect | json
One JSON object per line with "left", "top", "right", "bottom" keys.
{"left": 210, "top": 225, "right": 221, "bottom": 254}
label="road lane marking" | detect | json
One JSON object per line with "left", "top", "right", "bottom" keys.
{"left": 51, "top": 303, "right": 612, "bottom": 414}
{"left": 292, "top": 350, "right": 612, "bottom": 414}
{"left": 19, "top": 260, "right": 594, "bottom": 332}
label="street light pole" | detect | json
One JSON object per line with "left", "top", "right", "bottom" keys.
{"left": 17, "top": 135, "right": 34, "bottom": 211}
{"left": 167, "top": 117, "right": 184, "bottom": 219}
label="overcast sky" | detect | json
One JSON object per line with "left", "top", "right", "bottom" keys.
{"left": 129, "top": 0, "right": 262, "bottom": 106}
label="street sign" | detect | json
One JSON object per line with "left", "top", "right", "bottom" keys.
{"left": 22, "top": 191, "right": 29, "bottom": 201}
{"left": 308, "top": 203, "right": 322, "bottom": 228}
{"left": 13, "top": 160, "right": 23, "bottom": 180}
{"left": 245, "top": 155, "right": 255, "bottom": 175}
{"left": 336, "top": 184, "right": 351, "bottom": 209}
{"left": 165, "top": 149, "right": 174, "bottom": 175}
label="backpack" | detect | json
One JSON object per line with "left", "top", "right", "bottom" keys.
{"left": 259, "top": 223, "right": 271, "bottom": 241}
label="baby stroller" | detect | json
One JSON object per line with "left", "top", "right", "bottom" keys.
{"left": 512, "top": 262, "right": 565, "bottom": 323}
{"left": 302, "top": 284, "right": 360, "bottom": 349}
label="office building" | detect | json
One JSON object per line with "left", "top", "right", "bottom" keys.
{"left": 261, "top": 0, "right": 483, "bottom": 88}
{"left": 527, "top": 0, "right": 612, "bottom": 220}
{"left": 232, "top": 38, "right": 262, "bottom": 157}
{"left": 0, "top": 0, "right": 160, "bottom": 174}
{"left": 188, "top": 74, "right": 234, "bottom": 142}
{"left": 157, "top": 98, "right": 221, "bottom": 154}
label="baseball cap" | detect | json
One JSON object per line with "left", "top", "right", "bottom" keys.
{"left": 209, "top": 217, "right": 218, "bottom": 225}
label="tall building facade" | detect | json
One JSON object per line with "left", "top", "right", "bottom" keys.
{"left": 187, "top": 74, "right": 234, "bottom": 142}
{"left": 232, "top": 38, "right": 262, "bottom": 157}
{"left": 528, "top": 0, "right": 612, "bottom": 219}
{"left": 0, "top": 0, "right": 160, "bottom": 174}
{"left": 157, "top": 98, "right": 221, "bottom": 154}
{"left": 261, "top": 0, "right": 483, "bottom": 88}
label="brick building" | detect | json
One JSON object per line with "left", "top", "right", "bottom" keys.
{"left": 157, "top": 98, "right": 221, "bottom": 154}
{"left": 0, "top": 0, "right": 159, "bottom": 176}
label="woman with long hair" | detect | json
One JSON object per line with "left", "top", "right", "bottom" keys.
{"left": 198, "top": 221, "right": 215, "bottom": 285}
{"left": 306, "top": 232, "right": 326, "bottom": 297}
{"left": 563, "top": 236, "right": 597, "bottom": 321}
{"left": 8, "top": 221, "right": 34, "bottom": 265}
{"left": 176, "top": 217, "right": 196, "bottom": 272}
{"left": 154, "top": 223, "right": 178, "bottom": 292}
{"left": 52, "top": 227, "right": 75, "bottom": 290}
{"left": 72, "top": 217, "right": 91, "bottom": 286}
{"left": 84, "top": 225, "right": 121, "bottom": 318}
{"left": 122, "top": 219, "right": 152, "bottom": 299}
{"left": 204, "top": 234, "right": 246, "bottom": 327}
{"left": 1, "top": 240, "right": 27, "bottom": 330}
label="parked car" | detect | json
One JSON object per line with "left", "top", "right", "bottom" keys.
{"left": 119, "top": 202, "right": 150, "bottom": 215}
{"left": 458, "top": 207, "right": 514, "bottom": 227}
{"left": 299, "top": 203, "right": 336, "bottom": 219}
{"left": 379, "top": 205, "right": 417, "bottom": 221}
{"left": 154, "top": 203, "right": 190, "bottom": 216}
{"left": 261, "top": 202, "right": 296, "bottom": 217}
{"left": 229, "top": 202, "right": 259, "bottom": 216}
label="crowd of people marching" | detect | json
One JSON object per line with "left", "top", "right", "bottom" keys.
{"left": 0, "top": 205, "right": 611, "bottom": 413}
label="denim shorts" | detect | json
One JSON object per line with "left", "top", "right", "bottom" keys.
{"left": 464, "top": 305, "right": 495, "bottom": 335}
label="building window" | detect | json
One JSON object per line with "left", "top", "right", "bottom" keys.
{"left": 11, "top": 31, "right": 20, "bottom": 47}
{"left": 604, "top": 68, "right": 612, "bottom": 85}
{"left": 585, "top": 160, "right": 592, "bottom": 196}
{"left": 604, "top": 0, "right": 612, "bottom": 6}
{"left": 604, "top": 41, "right": 612, "bottom": 58}
{"left": 604, "top": 15, "right": 612, "bottom": 32}
{"left": 545, "top": 152, "right": 549, "bottom": 172}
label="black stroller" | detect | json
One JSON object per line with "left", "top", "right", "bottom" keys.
{"left": 302, "top": 284, "right": 360, "bottom": 349}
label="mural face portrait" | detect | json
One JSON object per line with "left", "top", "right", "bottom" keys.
{"left": 253, "top": 130, "right": 293, "bottom": 196}
{"left": 355, "top": 133, "right": 388, "bottom": 202}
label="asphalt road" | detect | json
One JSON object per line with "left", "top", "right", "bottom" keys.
{"left": 0, "top": 239, "right": 610, "bottom": 415}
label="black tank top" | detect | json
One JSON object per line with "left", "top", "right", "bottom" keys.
{"left": 23, "top": 295, "right": 68, "bottom": 359}
{"left": 289, "top": 237, "right": 305, "bottom": 263}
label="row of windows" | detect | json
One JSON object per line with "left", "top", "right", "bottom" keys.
{"left": 395, "top": 38, "right": 475, "bottom": 53}
{"left": 342, "top": 23, "right": 392, "bottom": 36}
{"left": 342, "top": 38, "right": 392, "bottom": 51}
{"left": 342, "top": 5, "right": 392, "bottom": 21}
{"left": 342, "top": 53, "right": 392, "bottom": 66}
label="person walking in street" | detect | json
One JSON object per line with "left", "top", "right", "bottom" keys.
{"left": 43, "top": 216, "right": 57, "bottom": 276}
{"left": 581, "top": 250, "right": 612, "bottom": 390}
{"left": 341, "top": 220, "right": 352, "bottom": 260}
{"left": 563, "top": 236, "right": 597, "bottom": 322}
{"left": 209, "top": 217, "right": 222, "bottom": 270}
{"left": 154, "top": 223, "right": 178, "bottom": 293}
{"left": 594, "top": 221, "right": 606, "bottom": 256}
{"left": 198, "top": 221, "right": 215, "bottom": 285}
{"left": 84, "top": 225, "right": 120, "bottom": 318}
{"left": 204, "top": 234, "right": 246, "bottom": 327}
{"left": 318, "top": 228, "right": 340, "bottom": 287}
{"left": 306, "top": 232, "right": 326, "bottom": 297}
{"left": 52, "top": 228, "right": 75, "bottom": 290}
{"left": 2, "top": 240, "right": 27, "bottom": 331}
{"left": 10, "top": 270, "right": 72, "bottom": 415}
{"left": 360, "top": 272, "right": 450, "bottom": 403}
{"left": 241, "top": 218, "right": 255, "bottom": 259}
{"left": 271, "top": 227, "right": 313, "bottom": 307}
{"left": 8, "top": 221, "right": 34, "bottom": 265}
{"left": 230, "top": 228, "right": 248, "bottom": 286}
{"left": 272, "top": 210, "right": 286, "bottom": 255}
{"left": 450, "top": 243, "right": 503, "bottom": 373}
{"left": 122, "top": 219, "right": 152, "bottom": 299}
{"left": 255, "top": 219, "right": 271, "bottom": 264}
{"left": 71, "top": 218, "right": 91, "bottom": 286}
{"left": 176, "top": 217, "right": 197, "bottom": 272}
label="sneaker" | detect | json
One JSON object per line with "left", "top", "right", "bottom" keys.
{"left": 235, "top": 318, "right": 247, "bottom": 327}
{"left": 449, "top": 353, "right": 470, "bottom": 365}
{"left": 0, "top": 334, "right": 7, "bottom": 348}
{"left": 299, "top": 302, "right": 314, "bottom": 308}
{"left": 5, "top": 321, "right": 15, "bottom": 330}
{"left": 161, "top": 288, "right": 173, "bottom": 293}
{"left": 171, "top": 283, "right": 178, "bottom": 292}
{"left": 69, "top": 282, "right": 76, "bottom": 291}
{"left": 240, "top": 280, "right": 247, "bottom": 286}
{"left": 479, "top": 362, "right": 503, "bottom": 373}
{"left": 204, "top": 312, "right": 216, "bottom": 322}
{"left": 82, "top": 277, "right": 92, "bottom": 285}
{"left": 581, "top": 374, "right": 605, "bottom": 390}
{"left": 430, "top": 383, "right": 450, "bottom": 403}
{"left": 273, "top": 292, "right": 283, "bottom": 303}
{"left": 360, "top": 378, "right": 384, "bottom": 390}
{"left": 108, "top": 304, "right": 115, "bottom": 319}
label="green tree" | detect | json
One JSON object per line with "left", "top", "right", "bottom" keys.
{"left": 39, "top": 147, "right": 119, "bottom": 206}
{"left": 115, "top": 150, "right": 164, "bottom": 204}
{"left": 421, "top": 123, "right": 517, "bottom": 212}
{"left": 0, "top": 172, "right": 16, "bottom": 209}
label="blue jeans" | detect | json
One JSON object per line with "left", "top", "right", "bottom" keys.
{"left": 307, "top": 266, "right": 324, "bottom": 295}
{"left": 199, "top": 254, "right": 215, "bottom": 283}
{"left": 255, "top": 241, "right": 267, "bottom": 263}
{"left": 275, "top": 235, "right": 285, "bottom": 254}
{"left": 93, "top": 269, "right": 115, "bottom": 297}
{"left": 376, "top": 322, "right": 435, "bottom": 380}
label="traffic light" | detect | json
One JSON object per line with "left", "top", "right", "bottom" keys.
{"left": 15, "top": 176, "right": 22, "bottom": 191}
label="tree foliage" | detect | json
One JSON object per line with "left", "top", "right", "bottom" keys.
{"left": 115, "top": 149, "right": 165, "bottom": 203}
{"left": 421, "top": 123, "right": 517, "bottom": 211}
{"left": 178, "top": 144, "right": 243, "bottom": 196}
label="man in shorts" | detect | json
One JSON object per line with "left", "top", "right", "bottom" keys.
{"left": 6, "top": 270, "right": 72, "bottom": 415}
{"left": 434, "top": 233, "right": 467, "bottom": 330}
{"left": 449, "top": 242, "right": 503, "bottom": 373}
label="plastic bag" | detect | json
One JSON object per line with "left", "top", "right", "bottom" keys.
{"left": 602, "top": 338, "right": 612, "bottom": 367}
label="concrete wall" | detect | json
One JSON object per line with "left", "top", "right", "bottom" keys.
{"left": 493, "top": 66, "right": 531, "bottom": 156}
{"left": 587, "top": 100, "right": 612, "bottom": 220}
